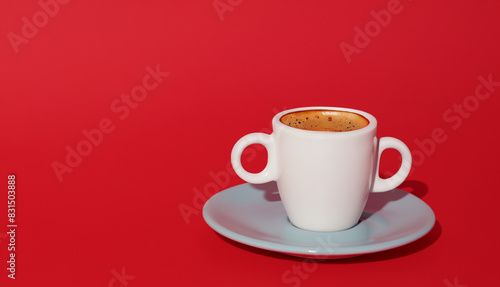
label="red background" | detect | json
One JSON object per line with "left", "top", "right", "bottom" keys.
{"left": 1, "top": 1, "right": 499, "bottom": 286}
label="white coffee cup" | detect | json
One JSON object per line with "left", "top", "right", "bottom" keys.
{"left": 231, "top": 107, "right": 412, "bottom": 232}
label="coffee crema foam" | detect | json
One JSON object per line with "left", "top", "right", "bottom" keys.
{"left": 280, "top": 110, "right": 369, "bottom": 132}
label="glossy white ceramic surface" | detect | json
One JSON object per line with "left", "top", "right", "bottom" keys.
{"left": 231, "top": 107, "right": 412, "bottom": 231}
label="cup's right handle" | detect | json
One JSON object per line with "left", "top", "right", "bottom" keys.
{"left": 231, "top": 133, "right": 278, "bottom": 184}
{"left": 372, "top": 137, "right": 412, "bottom": 193}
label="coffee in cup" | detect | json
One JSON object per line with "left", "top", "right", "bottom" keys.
{"left": 279, "top": 109, "right": 369, "bottom": 132}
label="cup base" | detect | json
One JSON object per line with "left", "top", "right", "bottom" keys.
{"left": 288, "top": 217, "right": 361, "bottom": 233}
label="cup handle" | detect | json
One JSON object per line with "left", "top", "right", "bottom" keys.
{"left": 231, "top": 133, "right": 278, "bottom": 184}
{"left": 372, "top": 137, "right": 412, "bottom": 193}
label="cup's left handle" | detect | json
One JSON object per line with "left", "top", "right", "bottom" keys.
{"left": 231, "top": 133, "right": 278, "bottom": 184}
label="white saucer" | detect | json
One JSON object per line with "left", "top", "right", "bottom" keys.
{"left": 203, "top": 183, "right": 435, "bottom": 259}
